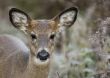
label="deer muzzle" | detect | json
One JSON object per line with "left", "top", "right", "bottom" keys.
{"left": 37, "top": 49, "right": 50, "bottom": 61}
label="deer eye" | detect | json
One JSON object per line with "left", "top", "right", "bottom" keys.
{"left": 49, "top": 34, "right": 55, "bottom": 40}
{"left": 31, "top": 33, "right": 37, "bottom": 39}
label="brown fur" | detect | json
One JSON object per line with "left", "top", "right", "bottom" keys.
{"left": 0, "top": 35, "right": 49, "bottom": 78}
{"left": 0, "top": 20, "right": 58, "bottom": 78}
{"left": 0, "top": 7, "right": 78, "bottom": 78}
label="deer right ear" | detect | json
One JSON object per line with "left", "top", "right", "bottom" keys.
{"left": 9, "top": 8, "right": 31, "bottom": 31}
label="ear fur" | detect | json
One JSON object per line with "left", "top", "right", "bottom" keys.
{"left": 9, "top": 8, "right": 31, "bottom": 31}
{"left": 53, "top": 7, "right": 78, "bottom": 28}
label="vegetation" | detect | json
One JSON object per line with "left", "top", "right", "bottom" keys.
{"left": 0, "top": 0, "right": 110, "bottom": 78}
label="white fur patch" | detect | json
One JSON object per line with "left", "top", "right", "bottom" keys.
{"left": 33, "top": 56, "right": 50, "bottom": 65}
{"left": 60, "top": 11, "right": 75, "bottom": 26}
{"left": 12, "top": 12, "right": 28, "bottom": 30}
{"left": 12, "top": 12, "right": 27, "bottom": 23}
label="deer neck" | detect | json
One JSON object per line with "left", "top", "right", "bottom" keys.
{"left": 23, "top": 54, "right": 50, "bottom": 78}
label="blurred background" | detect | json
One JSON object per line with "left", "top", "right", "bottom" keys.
{"left": 0, "top": 0, "right": 110, "bottom": 78}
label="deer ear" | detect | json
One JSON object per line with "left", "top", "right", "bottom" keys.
{"left": 9, "top": 8, "right": 31, "bottom": 31}
{"left": 53, "top": 7, "right": 78, "bottom": 28}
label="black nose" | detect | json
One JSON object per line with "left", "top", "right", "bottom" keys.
{"left": 37, "top": 50, "right": 50, "bottom": 61}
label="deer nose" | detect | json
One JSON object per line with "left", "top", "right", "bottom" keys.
{"left": 37, "top": 50, "right": 50, "bottom": 61}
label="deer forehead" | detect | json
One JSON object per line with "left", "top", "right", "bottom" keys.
{"left": 29, "top": 20, "right": 57, "bottom": 34}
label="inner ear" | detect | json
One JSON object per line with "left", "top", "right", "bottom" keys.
{"left": 9, "top": 8, "right": 31, "bottom": 30}
{"left": 53, "top": 7, "right": 78, "bottom": 28}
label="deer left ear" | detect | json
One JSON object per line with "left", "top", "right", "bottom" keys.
{"left": 9, "top": 8, "right": 31, "bottom": 32}
{"left": 53, "top": 7, "right": 78, "bottom": 28}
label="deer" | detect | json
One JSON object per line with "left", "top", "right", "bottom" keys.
{"left": 0, "top": 7, "right": 78, "bottom": 78}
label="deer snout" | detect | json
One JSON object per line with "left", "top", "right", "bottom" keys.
{"left": 37, "top": 50, "right": 50, "bottom": 61}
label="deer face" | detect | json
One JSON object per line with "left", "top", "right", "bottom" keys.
{"left": 9, "top": 7, "right": 78, "bottom": 64}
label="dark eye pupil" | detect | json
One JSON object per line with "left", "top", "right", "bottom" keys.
{"left": 31, "top": 34, "right": 37, "bottom": 39}
{"left": 50, "top": 34, "right": 55, "bottom": 40}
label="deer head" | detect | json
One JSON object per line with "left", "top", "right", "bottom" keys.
{"left": 9, "top": 7, "right": 78, "bottom": 66}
